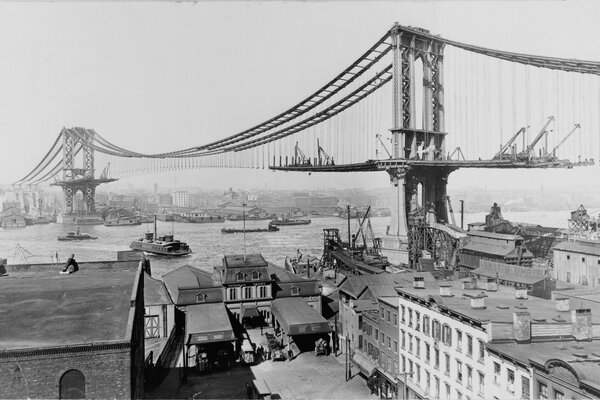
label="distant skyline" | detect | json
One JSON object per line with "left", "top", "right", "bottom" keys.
{"left": 1, "top": 1, "right": 599, "bottom": 190}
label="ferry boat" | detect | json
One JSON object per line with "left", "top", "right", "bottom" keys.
{"left": 129, "top": 216, "right": 192, "bottom": 256}
{"left": 58, "top": 227, "right": 97, "bottom": 241}
{"left": 269, "top": 217, "right": 311, "bottom": 226}
{"left": 104, "top": 216, "right": 142, "bottom": 226}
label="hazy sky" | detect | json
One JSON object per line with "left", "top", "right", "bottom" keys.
{"left": 1, "top": 1, "right": 600, "bottom": 191}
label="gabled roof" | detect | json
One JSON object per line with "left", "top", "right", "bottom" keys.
{"left": 338, "top": 272, "right": 436, "bottom": 300}
{"left": 144, "top": 272, "right": 173, "bottom": 306}
{"left": 462, "top": 241, "right": 530, "bottom": 257}
{"left": 162, "top": 265, "right": 222, "bottom": 304}
{"left": 553, "top": 240, "right": 600, "bottom": 257}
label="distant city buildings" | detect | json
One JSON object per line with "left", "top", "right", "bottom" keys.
{"left": 171, "top": 191, "right": 190, "bottom": 208}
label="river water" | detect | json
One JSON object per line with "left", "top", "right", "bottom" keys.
{"left": 0, "top": 210, "right": 571, "bottom": 278}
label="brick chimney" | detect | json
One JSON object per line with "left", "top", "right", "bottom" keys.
{"left": 513, "top": 311, "right": 531, "bottom": 343}
{"left": 440, "top": 285, "right": 453, "bottom": 297}
{"left": 555, "top": 297, "right": 570, "bottom": 312}
{"left": 413, "top": 276, "right": 425, "bottom": 289}
{"left": 572, "top": 309, "right": 593, "bottom": 341}
{"left": 471, "top": 294, "right": 485, "bottom": 309}
{"left": 486, "top": 277, "right": 498, "bottom": 292}
{"left": 515, "top": 288, "right": 528, "bottom": 300}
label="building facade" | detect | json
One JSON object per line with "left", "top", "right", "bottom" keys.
{"left": 172, "top": 191, "right": 190, "bottom": 208}
{"left": 553, "top": 240, "right": 600, "bottom": 287}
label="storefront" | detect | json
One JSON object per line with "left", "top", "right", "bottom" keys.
{"left": 376, "top": 367, "right": 398, "bottom": 399}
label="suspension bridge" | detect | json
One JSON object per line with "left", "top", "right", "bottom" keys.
{"left": 13, "top": 23, "right": 600, "bottom": 266}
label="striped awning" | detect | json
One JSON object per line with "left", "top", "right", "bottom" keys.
{"left": 351, "top": 352, "right": 377, "bottom": 377}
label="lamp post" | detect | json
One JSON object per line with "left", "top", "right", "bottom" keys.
{"left": 397, "top": 371, "right": 414, "bottom": 400}
{"left": 242, "top": 202, "right": 247, "bottom": 262}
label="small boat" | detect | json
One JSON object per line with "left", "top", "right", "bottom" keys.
{"left": 269, "top": 217, "right": 311, "bottom": 226}
{"left": 58, "top": 227, "right": 97, "bottom": 241}
{"left": 104, "top": 216, "right": 142, "bottom": 226}
{"left": 129, "top": 216, "right": 192, "bottom": 256}
{"left": 221, "top": 224, "right": 279, "bottom": 234}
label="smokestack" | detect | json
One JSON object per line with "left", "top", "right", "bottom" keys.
{"left": 572, "top": 309, "right": 593, "bottom": 341}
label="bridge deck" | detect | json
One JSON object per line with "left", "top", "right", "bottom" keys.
{"left": 269, "top": 158, "right": 592, "bottom": 172}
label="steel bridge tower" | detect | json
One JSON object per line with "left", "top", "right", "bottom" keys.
{"left": 380, "top": 24, "right": 452, "bottom": 265}
{"left": 52, "top": 127, "right": 116, "bottom": 215}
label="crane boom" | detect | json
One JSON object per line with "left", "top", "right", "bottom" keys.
{"left": 294, "top": 142, "right": 309, "bottom": 165}
{"left": 446, "top": 196, "right": 456, "bottom": 226}
{"left": 552, "top": 124, "right": 581, "bottom": 155}
{"left": 525, "top": 116, "right": 554, "bottom": 154}
{"left": 376, "top": 134, "right": 392, "bottom": 158}
{"left": 494, "top": 127, "right": 526, "bottom": 159}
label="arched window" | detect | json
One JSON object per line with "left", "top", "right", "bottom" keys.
{"left": 59, "top": 369, "right": 85, "bottom": 399}
{"left": 236, "top": 272, "right": 245, "bottom": 282}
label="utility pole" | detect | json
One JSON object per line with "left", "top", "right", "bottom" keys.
{"left": 345, "top": 336, "right": 351, "bottom": 381}
{"left": 460, "top": 200, "right": 464, "bottom": 230}
{"left": 242, "top": 202, "right": 247, "bottom": 262}
{"left": 396, "top": 371, "right": 414, "bottom": 400}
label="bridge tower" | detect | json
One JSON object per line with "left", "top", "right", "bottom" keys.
{"left": 381, "top": 24, "right": 452, "bottom": 266}
{"left": 52, "top": 127, "right": 116, "bottom": 215}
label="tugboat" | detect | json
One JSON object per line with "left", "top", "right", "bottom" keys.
{"left": 269, "top": 217, "right": 311, "bottom": 226}
{"left": 129, "top": 216, "right": 192, "bottom": 256}
{"left": 57, "top": 226, "right": 97, "bottom": 241}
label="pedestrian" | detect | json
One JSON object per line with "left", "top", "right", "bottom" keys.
{"left": 61, "top": 254, "right": 79, "bottom": 274}
{"left": 287, "top": 348, "right": 293, "bottom": 361}
{"left": 246, "top": 382, "right": 253, "bottom": 399}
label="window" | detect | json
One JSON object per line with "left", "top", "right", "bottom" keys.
{"left": 387, "top": 356, "right": 391, "bottom": 372}
{"left": 566, "top": 272, "right": 571, "bottom": 282}
{"left": 445, "top": 383, "right": 451, "bottom": 400}
{"left": 145, "top": 315, "right": 160, "bottom": 339}
{"left": 567, "top": 255, "right": 570, "bottom": 260}
{"left": 381, "top": 307, "right": 385, "bottom": 319}
{"left": 423, "top": 315, "right": 430, "bottom": 335}
{"left": 236, "top": 272, "right": 245, "bottom": 282}
{"left": 416, "top": 338, "right": 421, "bottom": 358}
{"left": 521, "top": 377, "right": 530, "bottom": 399}
{"left": 466, "top": 366, "right": 473, "bottom": 388}
{"left": 457, "top": 360, "right": 463, "bottom": 383}
{"left": 401, "top": 355, "right": 406, "bottom": 371}
{"left": 416, "top": 365, "right": 421, "bottom": 384}
{"left": 493, "top": 362, "right": 501, "bottom": 384}
{"left": 456, "top": 390, "right": 463, "bottom": 400}
{"left": 258, "top": 285, "right": 268, "bottom": 298}
{"left": 401, "top": 305, "right": 405, "bottom": 323}
{"left": 478, "top": 340, "right": 485, "bottom": 361}
{"left": 456, "top": 330, "right": 463, "bottom": 351}
{"left": 251, "top": 270, "right": 260, "bottom": 280}
{"left": 401, "top": 330, "right": 405, "bottom": 348}
{"left": 434, "top": 377, "right": 440, "bottom": 398}
{"left": 538, "top": 383, "right": 548, "bottom": 400}
{"left": 415, "top": 311, "right": 421, "bottom": 331}
{"left": 442, "top": 324, "right": 452, "bottom": 346}
{"left": 408, "top": 334, "right": 413, "bottom": 353}
{"left": 243, "top": 286, "right": 253, "bottom": 299}
{"left": 432, "top": 320, "right": 441, "bottom": 340}
{"left": 582, "top": 257, "right": 586, "bottom": 262}
{"left": 388, "top": 337, "right": 391, "bottom": 350}
{"left": 386, "top": 310, "right": 391, "bottom": 322}
{"left": 375, "top": 329, "right": 379, "bottom": 340}
{"left": 393, "top": 313, "right": 398, "bottom": 326}
{"left": 409, "top": 360, "right": 414, "bottom": 376}
{"left": 408, "top": 308, "right": 413, "bottom": 326}
{"left": 381, "top": 332, "right": 385, "bottom": 344}
{"left": 466, "top": 334, "right": 473, "bottom": 357}
{"left": 554, "top": 390, "right": 564, "bottom": 400}
{"left": 291, "top": 286, "right": 300, "bottom": 295}
{"left": 434, "top": 348, "right": 440, "bottom": 369}
{"left": 507, "top": 369, "right": 515, "bottom": 393}
{"left": 228, "top": 287, "right": 238, "bottom": 300}
{"left": 478, "top": 372, "right": 485, "bottom": 394}
{"left": 381, "top": 351, "right": 386, "bottom": 367}
{"left": 426, "top": 371, "right": 431, "bottom": 392}
{"left": 195, "top": 292, "right": 207, "bottom": 303}
{"left": 60, "top": 370, "right": 86, "bottom": 399}
{"left": 425, "top": 343, "right": 430, "bottom": 363}
{"left": 394, "top": 340, "right": 398, "bottom": 353}
{"left": 393, "top": 360, "right": 398, "bottom": 374}
{"left": 444, "top": 353, "right": 450, "bottom": 375}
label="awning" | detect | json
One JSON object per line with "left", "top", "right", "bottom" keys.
{"left": 377, "top": 367, "right": 399, "bottom": 385}
{"left": 241, "top": 304, "right": 261, "bottom": 318}
{"left": 186, "top": 303, "right": 236, "bottom": 345}
{"left": 271, "top": 298, "right": 332, "bottom": 336}
{"left": 351, "top": 352, "right": 377, "bottom": 377}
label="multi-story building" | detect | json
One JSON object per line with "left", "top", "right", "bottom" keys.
{"left": 158, "top": 193, "right": 172, "bottom": 206}
{"left": 172, "top": 191, "right": 190, "bottom": 208}
{"left": 460, "top": 230, "right": 534, "bottom": 269}
{"left": 553, "top": 240, "right": 600, "bottom": 287}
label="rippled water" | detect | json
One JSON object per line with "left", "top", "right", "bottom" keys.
{"left": 0, "top": 210, "right": 570, "bottom": 278}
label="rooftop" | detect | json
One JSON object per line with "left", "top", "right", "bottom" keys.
{"left": 394, "top": 279, "right": 600, "bottom": 325}
{"left": 145, "top": 272, "right": 173, "bottom": 306}
{"left": 462, "top": 241, "right": 532, "bottom": 258}
{"left": 0, "top": 260, "right": 140, "bottom": 350}
{"left": 473, "top": 260, "right": 549, "bottom": 285}
{"left": 338, "top": 272, "right": 436, "bottom": 300}
{"left": 554, "top": 240, "right": 600, "bottom": 257}
{"left": 223, "top": 254, "right": 268, "bottom": 269}
{"left": 468, "top": 230, "right": 523, "bottom": 241}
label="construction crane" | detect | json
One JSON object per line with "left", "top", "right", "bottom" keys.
{"left": 550, "top": 123, "right": 581, "bottom": 158}
{"left": 376, "top": 134, "right": 392, "bottom": 158}
{"left": 520, "top": 116, "right": 554, "bottom": 160}
{"left": 493, "top": 127, "right": 526, "bottom": 160}
{"left": 294, "top": 142, "right": 311, "bottom": 166}
{"left": 446, "top": 196, "right": 456, "bottom": 226}
{"left": 317, "top": 139, "right": 334, "bottom": 166}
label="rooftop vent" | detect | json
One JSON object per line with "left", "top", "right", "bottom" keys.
{"left": 471, "top": 295, "right": 485, "bottom": 309}
{"left": 413, "top": 276, "right": 425, "bottom": 289}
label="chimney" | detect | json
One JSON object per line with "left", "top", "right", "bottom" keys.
{"left": 462, "top": 277, "right": 477, "bottom": 290}
{"left": 555, "top": 297, "right": 570, "bottom": 312}
{"left": 515, "top": 288, "right": 528, "bottom": 300}
{"left": 486, "top": 277, "right": 498, "bottom": 292}
{"left": 471, "top": 294, "right": 485, "bottom": 309}
{"left": 440, "top": 285, "right": 453, "bottom": 297}
{"left": 513, "top": 311, "right": 531, "bottom": 343}
{"left": 572, "top": 309, "right": 593, "bottom": 341}
{"left": 413, "top": 276, "right": 425, "bottom": 289}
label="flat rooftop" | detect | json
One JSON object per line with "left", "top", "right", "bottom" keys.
{"left": 395, "top": 280, "right": 600, "bottom": 324}
{"left": 0, "top": 260, "right": 139, "bottom": 350}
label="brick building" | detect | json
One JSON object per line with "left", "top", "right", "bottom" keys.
{"left": 0, "top": 260, "right": 145, "bottom": 399}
